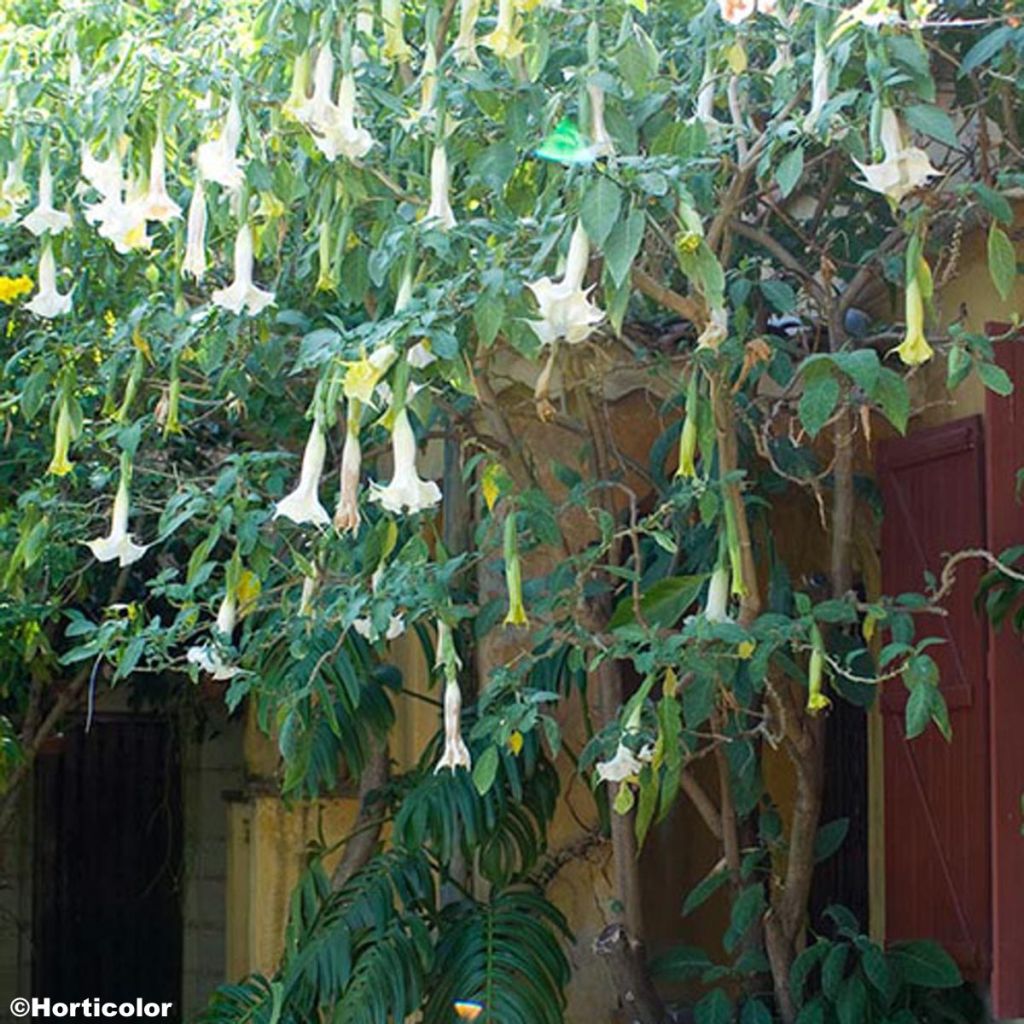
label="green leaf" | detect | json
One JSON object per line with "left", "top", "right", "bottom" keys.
{"left": 649, "top": 945, "right": 714, "bottom": 980}
{"left": 799, "top": 368, "right": 840, "bottom": 438}
{"left": 873, "top": 368, "right": 910, "bottom": 434}
{"left": 760, "top": 279, "right": 797, "bottom": 314}
{"left": 978, "top": 360, "right": 1014, "bottom": 397}
{"left": 609, "top": 574, "right": 707, "bottom": 629}
{"left": 905, "top": 684, "right": 932, "bottom": 739}
{"left": 580, "top": 177, "right": 623, "bottom": 247}
{"left": 902, "top": 654, "right": 939, "bottom": 689}
{"left": 740, "top": 999, "right": 772, "bottom": 1024}
{"left": 473, "top": 294, "right": 505, "bottom": 347}
{"left": 859, "top": 941, "right": 891, "bottom": 998}
{"left": 790, "top": 942, "right": 829, "bottom": 1006}
{"left": 971, "top": 183, "right": 1013, "bottom": 226}
{"left": 822, "top": 943, "right": 849, "bottom": 1000}
{"left": 814, "top": 818, "right": 850, "bottom": 864}
{"left": 776, "top": 146, "right": 805, "bottom": 199}
{"left": 472, "top": 745, "right": 500, "bottom": 795}
{"left": 724, "top": 884, "right": 764, "bottom": 953}
{"left": 470, "top": 141, "right": 517, "bottom": 193}
{"left": 887, "top": 940, "right": 962, "bottom": 988}
{"left": 833, "top": 349, "right": 880, "bottom": 393}
{"left": 604, "top": 209, "right": 646, "bottom": 287}
{"left": 695, "top": 989, "right": 733, "bottom": 1024}
{"left": 960, "top": 25, "right": 1015, "bottom": 75}
{"left": 683, "top": 865, "right": 730, "bottom": 916}
{"left": 987, "top": 224, "right": 1017, "bottom": 302}
{"left": 836, "top": 976, "right": 867, "bottom": 1024}
{"left": 947, "top": 345, "right": 972, "bottom": 390}
{"left": 904, "top": 105, "right": 959, "bottom": 148}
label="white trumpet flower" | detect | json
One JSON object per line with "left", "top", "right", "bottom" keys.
{"left": 26, "top": 242, "right": 72, "bottom": 318}
{"left": 424, "top": 144, "right": 456, "bottom": 231}
{"left": 435, "top": 677, "right": 472, "bottom": 773}
{"left": 96, "top": 184, "right": 150, "bottom": 254}
{"left": 453, "top": 0, "right": 481, "bottom": 65}
{"left": 381, "top": 0, "right": 411, "bottom": 62}
{"left": 370, "top": 407, "right": 442, "bottom": 515}
{"left": 274, "top": 420, "right": 331, "bottom": 526}
{"left": 354, "top": 5, "right": 374, "bottom": 65}
{"left": 197, "top": 97, "right": 245, "bottom": 190}
{"left": 22, "top": 155, "right": 72, "bottom": 236}
{"left": 0, "top": 155, "right": 30, "bottom": 224}
{"left": 182, "top": 181, "right": 207, "bottom": 281}
{"left": 139, "top": 131, "right": 181, "bottom": 223}
{"left": 297, "top": 47, "right": 338, "bottom": 131}
{"left": 86, "top": 465, "right": 148, "bottom": 567}
{"left": 323, "top": 74, "right": 375, "bottom": 162}
{"left": 333, "top": 417, "right": 363, "bottom": 534}
{"left": 704, "top": 565, "right": 734, "bottom": 623}
{"left": 587, "top": 83, "right": 615, "bottom": 158}
{"left": 854, "top": 108, "right": 940, "bottom": 204}
{"left": 526, "top": 220, "right": 604, "bottom": 346}
{"left": 805, "top": 42, "right": 830, "bottom": 133}
{"left": 353, "top": 613, "right": 406, "bottom": 642}
{"left": 187, "top": 591, "right": 241, "bottom": 680}
{"left": 80, "top": 145, "right": 122, "bottom": 200}
{"left": 212, "top": 224, "right": 275, "bottom": 315}
{"left": 596, "top": 742, "right": 646, "bottom": 784}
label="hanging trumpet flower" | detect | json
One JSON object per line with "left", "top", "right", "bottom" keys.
{"left": 80, "top": 143, "right": 122, "bottom": 202}
{"left": 86, "top": 453, "right": 149, "bottom": 567}
{"left": 139, "top": 130, "right": 181, "bottom": 223}
{"left": 527, "top": 220, "right": 604, "bottom": 346}
{"left": 434, "top": 620, "right": 471, "bottom": 773}
{"left": 424, "top": 144, "right": 456, "bottom": 231}
{"left": 26, "top": 240, "right": 72, "bottom": 318}
{"left": 595, "top": 702, "right": 653, "bottom": 784}
{"left": 334, "top": 400, "right": 363, "bottom": 533}
{"left": 162, "top": 355, "right": 183, "bottom": 437}
{"left": 806, "top": 624, "right": 830, "bottom": 714}
{"left": 274, "top": 418, "right": 331, "bottom": 526}
{"left": 182, "top": 181, "right": 207, "bottom": 281}
{"left": 453, "top": 0, "right": 481, "bottom": 66}
{"left": 381, "top": 0, "right": 412, "bottom": 62}
{"left": 187, "top": 585, "right": 242, "bottom": 680}
{"left": 343, "top": 345, "right": 398, "bottom": 405}
{"left": 282, "top": 49, "right": 313, "bottom": 121}
{"left": 704, "top": 565, "right": 733, "bottom": 624}
{"left": 721, "top": 487, "right": 747, "bottom": 598}
{"left": 370, "top": 405, "right": 442, "bottom": 515}
{"left": 0, "top": 152, "right": 30, "bottom": 224}
{"left": 316, "top": 217, "right": 335, "bottom": 292}
{"left": 894, "top": 253, "right": 934, "bottom": 366}
{"left": 805, "top": 24, "right": 830, "bottom": 133}
{"left": 676, "top": 369, "right": 700, "bottom": 479}
{"left": 22, "top": 151, "right": 72, "bottom": 236}
{"left": 854, "top": 108, "right": 939, "bottom": 205}
{"left": 47, "top": 394, "right": 76, "bottom": 476}
{"left": 587, "top": 83, "right": 615, "bottom": 158}
{"left": 197, "top": 96, "right": 244, "bottom": 190}
{"left": 212, "top": 224, "right": 275, "bottom": 315}
{"left": 503, "top": 505, "right": 528, "bottom": 627}
{"left": 354, "top": 3, "right": 374, "bottom": 65}
{"left": 481, "top": 0, "right": 524, "bottom": 58}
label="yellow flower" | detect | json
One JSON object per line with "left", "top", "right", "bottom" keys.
{"left": 806, "top": 632, "right": 831, "bottom": 715}
{"left": 48, "top": 397, "right": 76, "bottom": 477}
{"left": 893, "top": 261, "right": 934, "bottom": 366}
{"left": 342, "top": 345, "right": 397, "bottom": 405}
{"left": 0, "top": 275, "right": 33, "bottom": 303}
{"left": 481, "top": 0, "right": 525, "bottom": 58}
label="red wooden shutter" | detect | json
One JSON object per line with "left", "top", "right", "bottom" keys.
{"left": 877, "top": 417, "right": 991, "bottom": 978}
{"left": 984, "top": 331, "right": 1024, "bottom": 1018}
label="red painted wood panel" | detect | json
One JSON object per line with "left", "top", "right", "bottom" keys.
{"left": 984, "top": 330, "right": 1024, "bottom": 1018}
{"left": 877, "top": 417, "right": 991, "bottom": 978}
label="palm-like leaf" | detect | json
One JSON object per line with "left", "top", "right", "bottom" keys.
{"left": 424, "top": 888, "right": 572, "bottom": 1024}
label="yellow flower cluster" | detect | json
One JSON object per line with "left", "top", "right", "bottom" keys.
{"left": 0, "top": 275, "right": 33, "bottom": 304}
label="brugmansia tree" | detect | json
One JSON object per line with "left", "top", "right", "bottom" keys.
{"left": 1, "top": 0, "right": 1022, "bottom": 1020}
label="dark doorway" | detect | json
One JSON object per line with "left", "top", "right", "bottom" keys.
{"left": 32, "top": 715, "right": 183, "bottom": 1017}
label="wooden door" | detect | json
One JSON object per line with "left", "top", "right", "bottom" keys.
{"left": 877, "top": 417, "right": 991, "bottom": 978}
{"left": 984, "top": 331, "right": 1024, "bottom": 1017}
{"left": 32, "top": 715, "right": 183, "bottom": 1016}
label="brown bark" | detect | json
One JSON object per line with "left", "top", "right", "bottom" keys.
{"left": 331, "top": 739, "right": 390, "bottom": 890}
{"left": 593, "top": 924, "right": 666, "bottom": 1024}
